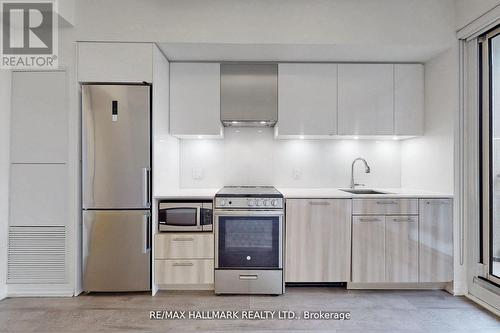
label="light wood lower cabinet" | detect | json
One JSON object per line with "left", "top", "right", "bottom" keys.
{"left": 352, "top": 215, "right": 418, "bottom": 283}
{"left": 419, "top": 199, "right": 453, "bottom": 282}
{"left": 155, "top": 259, "right": 214, "bottom": 285}
{"left": 385, "top": 216, "right": 418, "bottom": 282}
{"left": 352, "top": 216, "right": 386, "bottom": 283}
{"left": 285, "top": 199, "right": 351, "bottom": 282}
{"left": 155, "top": 233, "right": 214, "bottom": 259}
{"left": 154, "top": 233, "right": 214, "bottom": 289}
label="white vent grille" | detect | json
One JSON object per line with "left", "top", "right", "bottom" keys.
{"left": 8, "top": 226, "right": 66, "bottom": 284}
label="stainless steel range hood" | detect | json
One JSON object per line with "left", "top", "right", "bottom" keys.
{"left": 220, "top": 64, "right": 278, "bottom": 127}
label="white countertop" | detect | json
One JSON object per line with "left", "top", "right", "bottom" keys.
{"left": 154, "top": 188, "right": 219, "bottom": 200}
{"left": 154, "top": 187, "right": 452, "bottom": 200}
{"left": 279, "top": 188, "right": 453, "bottom": 199}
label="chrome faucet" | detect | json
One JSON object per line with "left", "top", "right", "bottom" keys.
{"left": 350, "top": 158, "right": 371, "bottom": 189}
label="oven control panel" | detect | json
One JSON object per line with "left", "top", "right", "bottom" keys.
{"left": 215, "top": 197, "right": 283, "bottom": 209}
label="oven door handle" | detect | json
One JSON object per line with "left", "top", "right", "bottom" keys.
{"left": 214, "top": 210, "right": 283, "bottom": 217}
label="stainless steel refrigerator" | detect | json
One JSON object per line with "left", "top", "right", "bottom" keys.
{"left": 82, "top": 84, "right": 151, "bottom": 292}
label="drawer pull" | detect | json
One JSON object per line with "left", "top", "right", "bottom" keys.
{"left": 239, "top": 274, "right": 258, "bottom": 280}
{"left": 358, "top": 218, "right": 382, "bottom": 222}
{"left": 309, "top": 202, "right": 331, "bottom": 206}
{"left": 172, "top": 237, "right": 195, "bottom": 242}
{"left": 391, "top": 218, "right": 414, "bottom": 222}
{"left": 172, "top": 262, "right": 194, "bottom": 267}
{"left": 425, "top": 201, "right": 448, "bottom": 205}
{"left": 376, "top": 201, "right": 399, "bottom": 205}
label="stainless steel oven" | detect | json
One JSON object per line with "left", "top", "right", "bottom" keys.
{"left": 214, "top": 186, "right": 284, "bottom": 295}
{"left": 158, "top": 201, "right": 213, "bottom": 232}
{"left": 215, "top": 210, "right": 283, "bottom": 269}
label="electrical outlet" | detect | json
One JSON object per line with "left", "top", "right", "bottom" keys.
{"left": 192, "top": 167, "right": 203, "bottom": 180}
{"left": 293, "top": 168, "right": 302, "bottom": 180}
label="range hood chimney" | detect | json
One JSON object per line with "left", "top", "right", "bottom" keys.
{"left": 220, "top": 64, "right": 278, "bottom": 127}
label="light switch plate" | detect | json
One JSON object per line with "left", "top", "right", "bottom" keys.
{"left": 293, "top": 168, "right": 302, "bottom": 180}
{"left": 192, "top": 167, "right": 203, "bottom": 180}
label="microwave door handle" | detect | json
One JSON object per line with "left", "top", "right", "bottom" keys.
{"left": 197, "top": 206, "right": 201, "bottom": 229}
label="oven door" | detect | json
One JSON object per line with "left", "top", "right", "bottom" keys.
{"left": 215, "top": 210, "right": 283, "bottom": 269}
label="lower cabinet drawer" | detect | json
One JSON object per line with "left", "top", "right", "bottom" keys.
{"left": 353, "top": 199, "right": 418, "bottom": 215}
{"left": 155, "top": 233, "right": 214, "bottom": 259}
{"left": 155, "top": 259, "right": 214, "bottom": 285}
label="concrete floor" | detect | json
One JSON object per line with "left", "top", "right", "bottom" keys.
{"left": 0, "top": 288, "right": 499, "bottom": 332}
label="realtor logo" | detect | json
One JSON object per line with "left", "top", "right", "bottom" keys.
{"left": 1, "top": 0, "right": 58, "bottom": 68}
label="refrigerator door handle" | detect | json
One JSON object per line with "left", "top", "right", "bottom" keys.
{"left": 143, "top": 213, "right": 151, "bottom": 254}
{"left": 143, "top": 167, "right": 151, "bottom": 208}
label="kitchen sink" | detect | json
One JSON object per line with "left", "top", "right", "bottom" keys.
{"left": 340, "top": 189, "right": 388, "bottom": 195}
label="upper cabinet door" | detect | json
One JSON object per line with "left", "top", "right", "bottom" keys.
{"left": 11, "top": 71, "right": 67, "bottom": 163}
{"left": 277, "top": 64, "right": 338, "bottom": 137}
{"left": 338, "top": 64, "right": 394, "bottom": 136}
{"left": 77, "top": 42, "right": 153, "bottom": 83}
{"left": 170, "top": 63, "right": 222, "bottom": 138}
{"left": 394, "top": 64, "right": 424, "bottom": 136}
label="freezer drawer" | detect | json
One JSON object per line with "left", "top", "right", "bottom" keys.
{"left": 83, "top": 210, "right": 151, "bottom": 292}
{"left": 82, "top": 84, "right": 151, "bottom": 209}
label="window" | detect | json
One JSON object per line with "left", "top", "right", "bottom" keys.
{"left": 480, "top": 25, "right": 500, "bottom": 285}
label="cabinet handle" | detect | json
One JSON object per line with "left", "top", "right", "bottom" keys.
{"left": 357, "top": 218, "right": 382, "bottom": 222}
{"left": 172, "top": 237, "right": 194, "bottom": 242}
{"left": 391, "top": 218, "right": 414, "bottom": 222}
{"left": 309, "top": 201, "right": 331, "bottom": 206}
{"left": 425, "top": 201, "right": 448, "bottom": 205}
{"left": 239, "top": 274, "right": 258, "bottom": 280}
{"left": 376, "top": 201, "right": 399, "bottom": 205}
{"left": 172, "top": 262, "right": 194, "bottom": 267}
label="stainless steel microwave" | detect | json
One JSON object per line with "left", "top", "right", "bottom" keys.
{"left": 158, "top": 201, "right": 213, "bottom": 232}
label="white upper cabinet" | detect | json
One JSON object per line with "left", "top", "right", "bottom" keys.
{"left": 338, "top": 63, "right": 424, "bottom": 137}
{"left": 11, "top": 71, "right": 67, "bottom": 163}
{"left": 170, "top": 63, "right": 222, "bottom": 138}
{"left": 77, "top": 42, "right": 153, "bottom": 83}
{"left": 394, "top": 64, "right": 424, "bottom": 136}
{"left": 276, "top": 64, "right": 338, "bottom": 137}
{"left": 338, "top": 64, "right": 394, "bottom": 136}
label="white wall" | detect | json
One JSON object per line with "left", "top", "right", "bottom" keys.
{"left": 455, "top": 0, "right": 500, "bottom": 30}
{"left": 179, "top": 128, "right": 401, "bottom": 189}
{"left": 401, "top": 47, "right": 457, "bottom": 194}
{"left": 0, "top": 70, "right": 12, "bottom": 300}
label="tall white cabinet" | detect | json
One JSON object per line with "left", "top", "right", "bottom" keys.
{"left": 8, "top": 71, "right": 70, "bottom": 290}
{"left": 276, "top": 64, "right": 338, "bottom": 137}
{"left": 170, "top": 63, "right": 223, "bottom": 138}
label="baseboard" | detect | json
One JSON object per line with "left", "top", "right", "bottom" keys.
{"left": 0, "top": 285, "right": 7, "bottom": 301}
{"left": 450, "top": 280, "right": 468, "bottom": 296}
{"left": 347, "top": 282, "right": 448, "bottom": 290}
{"left": 157, "top": 283, "right": 214, "bottom": 291}
{"left": 466, "top": 293, "right": 500, "bottom": 317}
{"left": 7, "top": 284, "right": 74, "bottom": 297}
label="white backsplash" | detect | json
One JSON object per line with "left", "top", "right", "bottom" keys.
{"left": 179, "top": 128, "right": 401, "bottom": 189}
